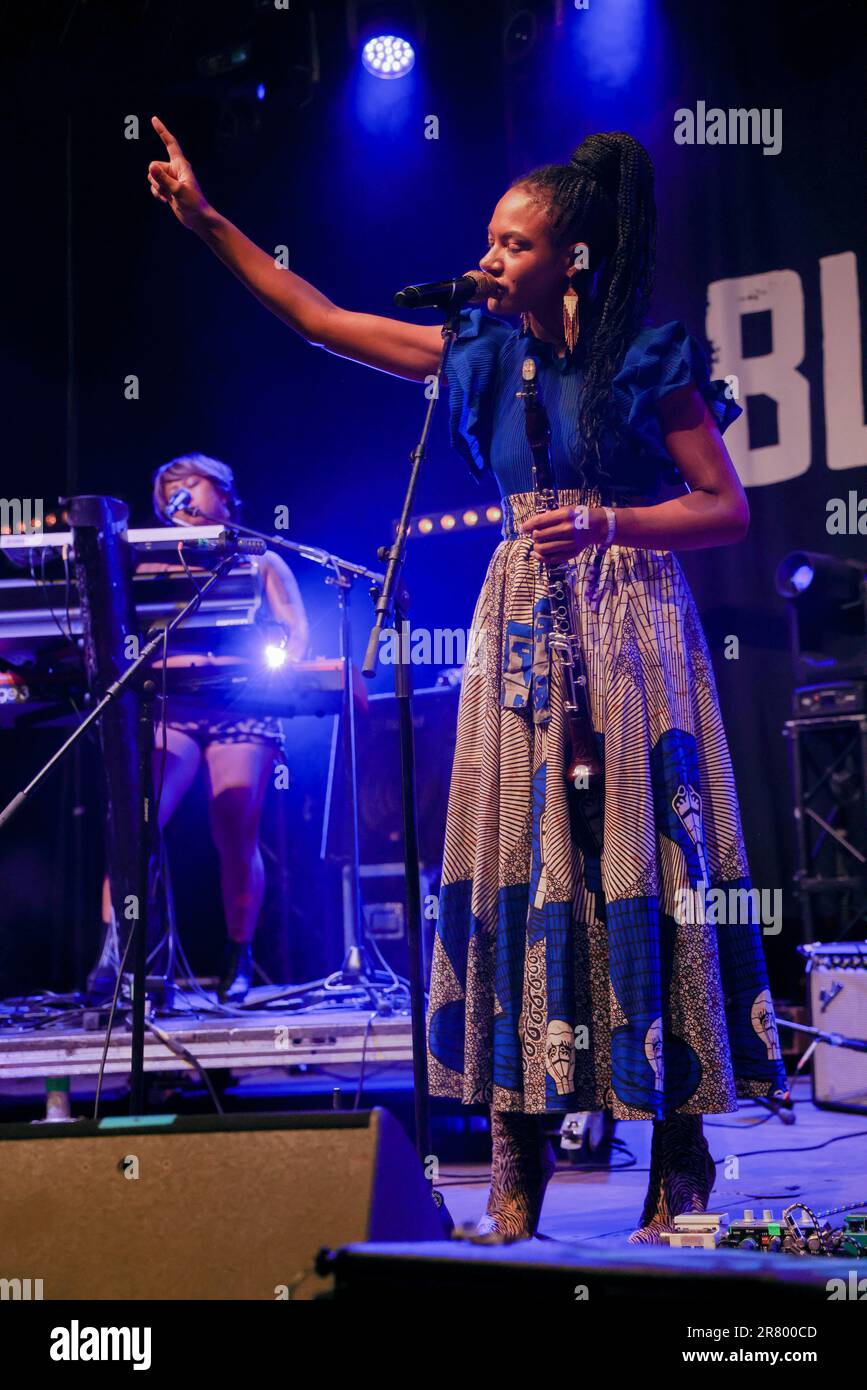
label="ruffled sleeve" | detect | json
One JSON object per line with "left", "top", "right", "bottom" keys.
{"left": 442, "top": 308, "right": 514, "bottom": 481}
{"left": 611, "top": 320, "right": 742, "bottom": 486}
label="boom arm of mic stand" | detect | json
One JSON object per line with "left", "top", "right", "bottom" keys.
{"left": 186, "top": 513, "right": 385, "bottom": 587}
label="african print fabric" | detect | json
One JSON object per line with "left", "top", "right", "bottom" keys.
{"left": 426, "top": 489, "right": 789, "bottom": 1118}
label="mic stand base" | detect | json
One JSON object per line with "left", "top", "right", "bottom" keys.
{"left": 328, "top": 943, "right": 396, "bottom": 1011}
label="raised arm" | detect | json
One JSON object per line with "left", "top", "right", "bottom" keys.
{"left": 147, "top": 116, "right": 444, "bottom": 383}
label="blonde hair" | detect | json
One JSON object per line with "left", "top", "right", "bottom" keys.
{"left": 152, "top": 453, "right": 241, "bottom": 521}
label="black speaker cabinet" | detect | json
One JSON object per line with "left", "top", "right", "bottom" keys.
{"left": 325, "top": 685, "right": 460, "bottom": 866}
{"left": 0, "top": 1108, "right": 443, "bottom": 1299}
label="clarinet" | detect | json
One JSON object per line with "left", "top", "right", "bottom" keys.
{"left": 517, "top": 355, "right": 604, "bottom": 795}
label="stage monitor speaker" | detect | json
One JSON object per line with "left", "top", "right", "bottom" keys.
{"left": 0, "top": 1108, "right": 444, "bottom": 1300}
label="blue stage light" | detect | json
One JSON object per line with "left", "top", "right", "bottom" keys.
{"left": 790, "top": 563, "right": 815, "bottom": 594}
{"left": 361, "top": 34, "right": 415, "bottom": 79}
{"left": 264, "top": 642, "right": 289, "bottom": 670}
{"left": 256, "top": 82, "right": 266, "bottom": 101}
{"left": 775, "top": 552, "right": 816, "bottom": 596}
{"left": 567, "top": 0, "right": 648, "bottom": 89}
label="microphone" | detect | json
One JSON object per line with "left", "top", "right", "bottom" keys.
{"left": 206, "top": 535, "right": 267, "bottom": 556}
{"left": 393, "top": 270, "right": 502, "bottom": 310}
{"left": 176, "top": 507, "right": 268, "bottom": 556}
{"left": 172, "top": 532, "right": 267, "bottom": 557}
{"left": 165, "top": 488, "right": 193, "bottom": 519}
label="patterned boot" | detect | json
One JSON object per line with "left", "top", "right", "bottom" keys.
{"left": 628, "top": 1113, "right": 716, "bottom": 1245}
{"left": 477, "top": 1110, "right": 557, "bottom": 1239}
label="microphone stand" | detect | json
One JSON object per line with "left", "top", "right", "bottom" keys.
{"left": 361, "top": 306, "right": 464, "bottom": 1181}
{"left": 0, "top": 544, "right": 246, "bottom": 1115}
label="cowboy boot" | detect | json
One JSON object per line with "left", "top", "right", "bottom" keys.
{"left": 628, "top": 1113, "right": 716, "bottom": 1245}
{"left": 477, "top": 1110, "right": 557, "bottom": 1239}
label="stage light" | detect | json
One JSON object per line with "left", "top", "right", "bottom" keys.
{"left": 787, "top": 562, "right": 815, "bottom": 595}
{"left": 256, "top": 83, "right": 266, "bottom": 101}
{"left": 396, "top": 504, "right": 506, "bottom": 539}
{"left": 264, "top": 643, "right": 289, "bottom": 670}
{"left": 775, "top": 549, "right": 867, "bottom": 680}
{"left": 361, "top": 34, "right": 415, "bottom": 79}
{"left": 568, "top": 0, "right": 648, "bottom": 88}
{"left": 197, "top": 43, "right": 251, "bottom": 79}
{"left": 774, "top": 550, "right": 863, "bottom": 601}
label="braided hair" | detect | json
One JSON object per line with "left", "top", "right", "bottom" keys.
{"left": 512, "top": 131, "right": 657, "bottom": 492}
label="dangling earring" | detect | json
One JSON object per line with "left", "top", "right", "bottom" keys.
{"left": 562, "top": 277, "right": 579, "bottom": 354}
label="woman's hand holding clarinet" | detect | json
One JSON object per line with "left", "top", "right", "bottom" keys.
{"left": 520, "top": 505, "right": 610, "bottom": 562}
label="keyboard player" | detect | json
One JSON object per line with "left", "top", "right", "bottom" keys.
{"left": 95, "top": 452, "right": 310, "bottom": 1003}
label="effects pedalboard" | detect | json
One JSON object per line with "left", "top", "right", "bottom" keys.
{"left": 660, "top": 1208, "right": 867, "bottom": 1255}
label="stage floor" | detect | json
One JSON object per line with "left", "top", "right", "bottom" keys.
{"left": 0, "top": 999, "right": 862, "bottom": 1249}
{"left": 433, "top": 1077, "right": 867, "bottom": 1243}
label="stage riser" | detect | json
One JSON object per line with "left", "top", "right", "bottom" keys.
{"left": 330, "top": 1244, "right": 862, "bottom": 1300}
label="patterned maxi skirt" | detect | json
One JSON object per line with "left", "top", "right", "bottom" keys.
{"left": 425, "top": 488, "right": 790, "bottom": 1119}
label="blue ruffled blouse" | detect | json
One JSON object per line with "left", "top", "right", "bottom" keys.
{"left": 442, "top": 309, "right": 741, "bottom": 505}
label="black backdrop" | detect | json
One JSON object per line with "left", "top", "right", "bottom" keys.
{"left": 0, "top": 0, "right": 864, "bottom": 997}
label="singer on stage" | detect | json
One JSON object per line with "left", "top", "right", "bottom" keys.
{"left": 148, "top": 120, "right": 789, "bottom": 1240}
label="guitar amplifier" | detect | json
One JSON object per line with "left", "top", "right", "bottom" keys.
{"left": 792, "top": 681, "right": 866, "bottom": 718}
{"left": 803, "top": 942, "right": 867, "bottom": 1112}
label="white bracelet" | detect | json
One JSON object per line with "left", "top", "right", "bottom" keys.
{"left": 599, "top": 505, "right": 616, "bottom": 548}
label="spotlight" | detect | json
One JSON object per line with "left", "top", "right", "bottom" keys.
{"left": 197, "top": 42, "right": 252, "bottom": 79}
{"left": 775, "top": 549, "right": 867, "bottom": 680}
{"left": 784, "top": 561, "right": 815, "bottom": 595}
{"left": 361, "top": 34, "right": 415, "bottom": 78}
{"left": 264, "top": 643, "right": 289, "bottom": 670}
{"left": 775, "top": 550, "right": 865, "bottom": 602}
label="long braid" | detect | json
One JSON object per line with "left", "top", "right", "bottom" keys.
{"left": 512, "top": 131, "right": 657, "bottom": 492}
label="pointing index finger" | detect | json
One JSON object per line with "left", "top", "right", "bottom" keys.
{"left": 151, "top": 115, "right": 183, "bottom": 160}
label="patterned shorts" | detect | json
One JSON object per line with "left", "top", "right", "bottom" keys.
{"left": 155, "top": 697, "right": 285, "bottom": 760}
